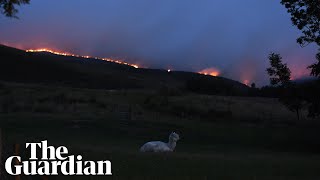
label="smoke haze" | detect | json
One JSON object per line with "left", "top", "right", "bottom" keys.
{"left": 0, "top": 0, "right": 318, "bottom": 85}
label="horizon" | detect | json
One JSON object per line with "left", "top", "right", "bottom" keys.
{"left": 0, "top": 0, "right": 318, "bottom": 86}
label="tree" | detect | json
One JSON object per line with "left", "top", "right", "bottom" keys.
{"left": 267, "top": 53, "right": 304, "bottom": 120}
{"left": 266, "top": 53, "right": 291, "bottom": 86}
{"left": 308, "top": 51, "right": 320, "bottom": 77}
{"left": 281, "top": 0, "right": 320, "bottom": 47}
{"left": 281, "top": 0, "right": 320, "bottom": 79}
{"left": 281, "top": 0, "right": 320, "bottom": 118}
{"left": 0, "top": 0, "right": 30, "bottom": 18}
{"left": 251, "top": 83, "right": 256, "bottom": 88}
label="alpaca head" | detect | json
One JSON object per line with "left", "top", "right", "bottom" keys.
{"left": 169, "top": 132, "right": 180, "bottom": 142}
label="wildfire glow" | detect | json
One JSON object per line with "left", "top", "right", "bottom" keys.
{"left": 289, "top": 64, "right": 310, "bottom": 80}
{"left": 243, "top": 80, "right": 250, "bottom": 86}
{"left": 26, "top": 49, "right": 139, "bottom": 69}
{"left": 198, "top": 67, "right": 220, "bottom": 77}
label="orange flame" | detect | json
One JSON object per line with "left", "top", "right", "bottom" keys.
{"left": 198, "top": 67, "right": 220, "bottom": 77}
{"left": 26, "top": 48, "right": 140, "bottom": 69}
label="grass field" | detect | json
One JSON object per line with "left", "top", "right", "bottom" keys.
{"left": 1, "top": 82, "right": 320, "bottom": 179}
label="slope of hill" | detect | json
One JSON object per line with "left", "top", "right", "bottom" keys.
{"left": 0, "top": 44, "right": 249, "bottom": 95}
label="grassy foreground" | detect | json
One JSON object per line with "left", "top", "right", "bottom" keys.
{"left": 1, "top": 83, "right": 320, "bottom": 179}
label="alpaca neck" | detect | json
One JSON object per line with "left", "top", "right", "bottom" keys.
{"left": 167, "top": 140, "right": 177, "bottom": 151}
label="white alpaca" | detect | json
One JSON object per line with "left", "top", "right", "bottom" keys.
{"left": 140, "top": 132, "right": 180, "bottom": 152}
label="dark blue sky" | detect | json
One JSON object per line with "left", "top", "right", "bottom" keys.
{"left": 0, "top": 0, "right": 318, "bottom": 85}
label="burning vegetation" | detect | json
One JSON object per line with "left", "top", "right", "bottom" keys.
{"left": 24, "top": 48, "right": 310, "bottom": 86}
{"left": 198, "top": 67, "right": 220, "bottom": 77}
{"left": 26, "top": 49, "right": 140, "bottom": 69}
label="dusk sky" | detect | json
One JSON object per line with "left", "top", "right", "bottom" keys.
{"left": 0, "top": 0, "right": 319, "bottom": 85}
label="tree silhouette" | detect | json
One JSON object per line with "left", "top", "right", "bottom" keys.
{"left": 281, "top": 0, "right": 320, "bottom": 118}
{"left": 281, "top": 0, "right": 320, "bottom": 47}
{"left": 0, "top": 0, "right": 30, "bottom": 18}
{"left": 308, "top": 51, "right": 320, "bottom": 77}
{"left": 267, "top": 53, "right": 304, "bottom": 120}
{"left": 281, "top": 0, "right": 320, "bottom": 78}
{"left": 266, "top": 53, "right": 291, "bottom": 86}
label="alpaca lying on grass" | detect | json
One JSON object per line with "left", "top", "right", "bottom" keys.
{"left": 140, "top": 132, "right": 180, "bottom": 152}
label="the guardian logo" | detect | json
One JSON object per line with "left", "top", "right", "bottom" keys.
{"left": 5, "top": 140, "right": 112, "bottom": 176}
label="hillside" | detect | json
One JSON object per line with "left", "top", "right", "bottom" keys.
{"left": 0, "top": 44, "right": 249, "bottom": 95}
{"left": 1, "top": 44, "right": 320, "bottom": 179}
